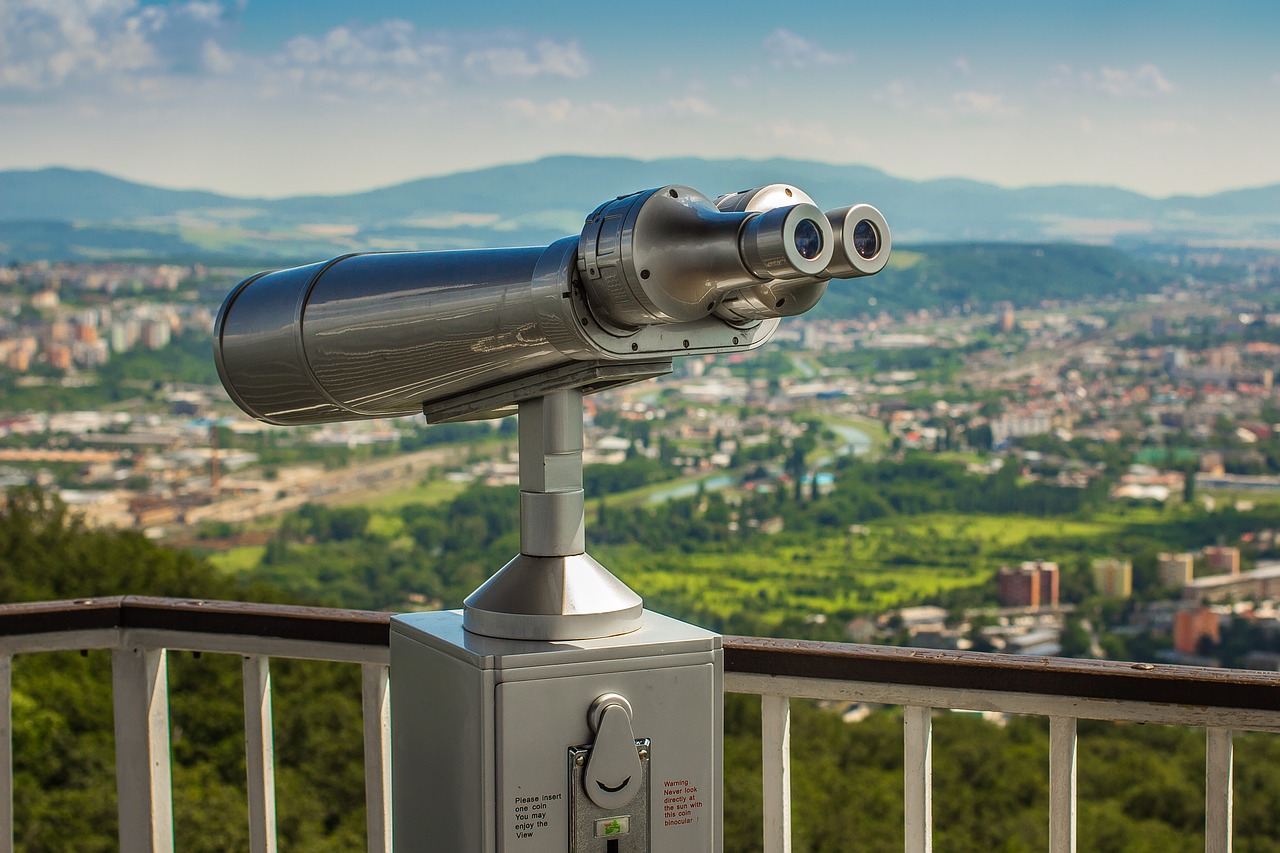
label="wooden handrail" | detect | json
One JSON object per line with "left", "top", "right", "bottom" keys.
{"left": 3, "top": 597, "right": 1277, "bottom": 713}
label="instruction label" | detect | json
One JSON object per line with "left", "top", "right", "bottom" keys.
{"left": 661, "top": 779, "right": 704, "bottom": 828}
{"left": 510, "top": 792, "right": 561, "bottom": 842}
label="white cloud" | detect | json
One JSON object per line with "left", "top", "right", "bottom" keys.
{"left": 1098, "top": 64, "right": 1174, "bottom": 96}
{"left": 1139, "top": 118, "right": 1197, "bottom": 137}
{"left": 261, "top": 25, "right": 589, "bottom": 98}
{"left": 767, "top": 117, "right": 837, "bottom": 146}
{"left": 954, "top": 57, "right": 972, "bottom": 75}
{"left": 762, "top": 29, "right": 852, "bottom": 69}
{"left": 506, "top": 97, "right": 574, "bottom": 123}
{"left": 464, "top": 40, "right": 588, "bottom": 79}
{"left": 1071, "top": 63, "right": 1175, "bottom": 97}
{"left": 2, "top": 4, "right": 590, "bottom": 101}
{"left": 503, "top": 97, "right": 641, "bottom": 126}
{"left": 0, "top": 0, "right": 239, "bottom": 91}
{"left": 952, "top": 90, "right": 1017, "bottom": 117}
{"left": 873, "top": 79, "right": 1015, "bottom": 120}
{"left": 282, "top": 21, "right": 448, "bottom": 72}
{"left": 875, "top": 79, "right": 915, "bottom": 110}
{"left": 272, "top": 20, "right": 450, "bottom": 97}
{"left": 538, "top": 43, "right": 589, "bottom": 78}
{"left": 201, "top": 38, "right": 234, "bottom": 74}
{"left": 668, "top": 96, "right": 716, "bottom": 117}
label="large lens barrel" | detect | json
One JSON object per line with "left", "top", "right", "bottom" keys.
{"left": 214, "top": 245, "right": 577, "bottom": 425}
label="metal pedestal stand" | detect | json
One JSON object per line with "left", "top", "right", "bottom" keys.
{"left": 463, "top": 388, "right": 643, "bottom": 641}
{"left": 392, "top": 366, "right": 721, "bottom": 853}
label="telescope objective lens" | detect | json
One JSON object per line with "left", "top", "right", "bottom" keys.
{"left": 793, "top": 219, "right": 824, "bottom": 260}
{"left": 853, "top": 219, "right": 880, "bottom": 260}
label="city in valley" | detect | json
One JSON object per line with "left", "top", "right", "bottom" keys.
{"left": 4, "top": 250, "right": 1280, "bottom": 672}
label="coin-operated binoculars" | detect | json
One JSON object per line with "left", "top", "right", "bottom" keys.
{"left": 215, "top": 183, "right": 890, "bottom": 852}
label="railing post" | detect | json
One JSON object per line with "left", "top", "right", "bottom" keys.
{"left": 1049, "top": 716, "right": 1077, "bottom": 853}
{"left": 904, "top": 705, "right": 932, "bottom": 853}
{"left": 112, "top": 646, "right": 174, "bottom": 853}
{"left": 2, "top": 654, "right": 12, "bottom": 853}
{"left": 761, "top": 694, "right": 792, "bottom": 853}
{"left": 1206, "top": 728, "right": 1233, "bottom": 853}
{"left": 362, "top": 663, "right": 392, "bottom": 853}
{"left": 243, "top": 655, "right": 277, "bottom": 853}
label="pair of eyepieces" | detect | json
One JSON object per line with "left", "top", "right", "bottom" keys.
{"left": 716, "top": 185, "right": 889, "bottom": 280}
{"left": 792, "top": 214, "right": 880, "bottom": 261}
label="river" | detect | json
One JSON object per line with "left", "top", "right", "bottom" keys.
{"left": 643, "top": 422, "right": 872, "bottom": 505}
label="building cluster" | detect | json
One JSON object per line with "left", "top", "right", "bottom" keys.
{"left": 1123, "top": 596, "right": 1280, "bottom": 670}
{"left": 997, "top": 560, "right": 1061, "bottom": 608}
{"left": 919, "top": 543, "right": 1280, "bottom": 669}
{"left": 878, "top": 604, "right": 1069, "bottom": 657}
{"left": 860, "top": 298, "right": 1280, "bottom": 504}
{"left": 0, "top": 261, "right": 219, "bottom": 371}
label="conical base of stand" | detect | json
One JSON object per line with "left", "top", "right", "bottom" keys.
{"left": 463, "top": 552, "right": 643, "bottom": 641}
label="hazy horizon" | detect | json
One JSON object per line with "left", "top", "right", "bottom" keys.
{"left": 3, "top": 1, "right": 1279, "bottom": 199}
{"left": 8, "top": 154, "right": 1280, "bottom": 206}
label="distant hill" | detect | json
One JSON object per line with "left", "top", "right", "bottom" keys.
{"left": 2, "top": 156, "right": 1279, "bottom": 264}
{"left": 820, "top": 243, "right": 1172, "bottom": 318}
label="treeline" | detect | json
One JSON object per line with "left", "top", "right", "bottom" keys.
{"left": 584, "top": 455, "right": 677, "bottom": 496}
{"left": 725, "top": 697, "right": 1280, "bottom": 853}
{"left": 249, "top": 485, "right": 520, "bottom": 610}
{"left": 816, "top": 243, "right": 1174, "bottom": 317}
{"left": 1, "top": 488, "right": 369, "bottom": 851}
{"left": 594, "top": 454, "right": 1110, "bottom": 554}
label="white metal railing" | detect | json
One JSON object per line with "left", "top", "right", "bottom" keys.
{"left": 3, "top": 598, "right": 1278, "bottom": 852}
{"left": 723, "top": 638, "right": 1280, "bottom": 853}
{"left": 0, "top": 597, "right": 391, "bottom": 853}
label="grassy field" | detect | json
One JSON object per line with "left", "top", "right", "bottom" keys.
{"left": 206, "top": 545, "right": 266, "bottom": 574}
{"left": 598, "top": 510, "right": 1126, "bottom": 630}
{"left": 1201, "top": 488, "right": 1280, "bottom": 508}
{"left": 605, "top": 541, "right": 986, "bottom": 626}
{"left": 819, "top": 413, "right": 892, "bottom": 456}
{"left": 891, "top": 513, "right": 1113, "bottom": 547}
{"left": 203, "top": 475, "right": 467, "bottom": 574}
{"left": 348, "top": 477, "right": 470, "bottom": 513}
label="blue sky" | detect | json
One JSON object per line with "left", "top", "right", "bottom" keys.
{"left": 2, "top": 0, "right": 1279, "bottom": 198}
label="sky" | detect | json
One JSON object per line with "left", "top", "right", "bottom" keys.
{"left": 2, "top": 0, "right": 1279, "bottom": 199}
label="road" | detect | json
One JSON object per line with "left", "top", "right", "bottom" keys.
{"left": 182, "top": 444, "right": 477, "bottom": 526}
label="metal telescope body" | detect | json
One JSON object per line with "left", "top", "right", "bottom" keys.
{"left": 214, "top": 182, "right": 890, "bottom": 853}
{"left": 215, "top": 184, "right": 888, "bottom": 427}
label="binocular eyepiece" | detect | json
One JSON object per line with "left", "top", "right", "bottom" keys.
{"left": 213, "top": 183, "right": 890, "bottom": 426}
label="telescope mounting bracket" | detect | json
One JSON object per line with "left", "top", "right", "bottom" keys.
{"left": 459, "top": 370, "right": 657, "bottom": 641}
{"left": 423, "top": 360, "right": 672, "bottom": 425}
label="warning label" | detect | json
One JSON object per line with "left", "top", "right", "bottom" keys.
{"left": 661, "top": 779, "right": 703, "bottom": 828}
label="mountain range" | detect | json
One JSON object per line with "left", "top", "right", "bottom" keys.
{"left": 2, "top": 156, "right": 1279, "bottom": 263}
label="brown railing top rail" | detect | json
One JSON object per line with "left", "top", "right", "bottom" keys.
{"left": 0, "top": 595, "right": 392, "bottom": 648}
{"left": 2, "top": 598, "right": 1277, "bottom": 712}
{"left": 724, "top": 634, "right": 1280, "bottom": 713}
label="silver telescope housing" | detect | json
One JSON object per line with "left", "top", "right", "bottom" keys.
{"left": 214, "top": 183, "right": 890, "bottom": 426}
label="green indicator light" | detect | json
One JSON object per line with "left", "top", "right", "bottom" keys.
{"left": 594, "top": 816, "right": 631, "bottom": 838}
